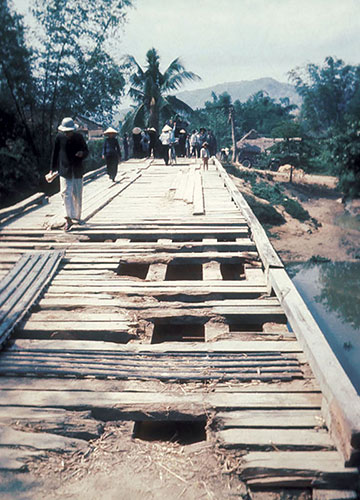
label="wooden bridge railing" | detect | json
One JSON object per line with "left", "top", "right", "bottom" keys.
{"left": 214, "top": 158, "right": 360, "bottom": 466}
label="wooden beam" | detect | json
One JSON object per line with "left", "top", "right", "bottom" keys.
{"left": 0, "top": 193, "right": 48, "bottom": 224}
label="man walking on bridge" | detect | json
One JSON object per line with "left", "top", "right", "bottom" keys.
{"left": 50, "top": 117, "right": 89, "bottom": 231}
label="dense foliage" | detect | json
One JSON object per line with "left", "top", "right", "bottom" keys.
{"left": 188, "top": 91, "right": 297, "bottom": 153}
{"left": 0, "top": 0, "right": 132, "bottom": 206}
{"left": 289, "top": 57, "right": 360, "bottom": 197}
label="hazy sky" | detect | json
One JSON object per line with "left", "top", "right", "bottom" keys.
{"left": 13, "top": 0, "right": 360, "bottom": 91}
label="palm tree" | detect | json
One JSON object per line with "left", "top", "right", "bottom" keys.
{"left": 124, "top": 48, "right": 200, "bottom": 132}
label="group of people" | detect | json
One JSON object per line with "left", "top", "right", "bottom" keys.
{"left": 158, "top": 123, "right": 217, "bottom": 168}
{"left": 48, "top": 117, "right": 218, "bottom": 232}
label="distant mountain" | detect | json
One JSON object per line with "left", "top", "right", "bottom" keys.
{"left": 175, "top": 77, "right": 301, "bottom": 109}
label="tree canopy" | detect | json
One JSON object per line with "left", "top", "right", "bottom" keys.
{"left": 124, "top": 48, "right": 200, "bottom": 132}
{"left": 289, "top": 57, "right": 360, "bottom": 197}
{"left": 0, "top": 0, "right": 133, "bottom": 206}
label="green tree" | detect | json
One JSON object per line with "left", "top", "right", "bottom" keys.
{"left": 289, "top": 57, "right": 360, "bottom": 196}
{"left": 31, "top": 0, "right": 132, "bottom": 159}
{"left": 238, "top": 91, "right": 297, "bottom": 136}
{"left": 289, "top": 57, "right": 358, "bottom": 135}
{"left": 328, "top": 123, "right": 360, "bottom": 200}
{"left": 124, "top": 48, "right": 200, "bottom": 132}
{"left": 0, "top": 0, "right": 39, "bottom": 206}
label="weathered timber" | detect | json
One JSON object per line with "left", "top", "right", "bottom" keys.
{"left": 0, "top": 390, "right": 322, "bottom": 410}
{"left": 0, "top": 251, "right": 64, "bottom": 346}
{"left": 0, "top": 426, "right": 87, "bottom": 451}
{"left": 83, "top": 171, "right": 143, "bottom": 221}
{"left": 0, "top": 448, "right": 43, "bottom": 471}
{"left": 193, "top": 169, "right": 205, "bottom": 215}
{"left": 215, "top": 409, "right": 324, "bottom": 428}
{"left": 0, "top": 193, "right": 48, "bottom": 224}
{"left": 10, "top": 339, "right": 303, "bottom": 352}
{"left": 241, "top": 451, "right": 359, "bottom": 489}
{"left": 217, "top": 428, "right": 334, "bottom": 450}
{"left": 312, "top": 489, "right": 358, "bottom": 499}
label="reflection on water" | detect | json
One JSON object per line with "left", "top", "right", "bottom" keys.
{"left": 287, "top": 262, "right": 360, "bottom": 394}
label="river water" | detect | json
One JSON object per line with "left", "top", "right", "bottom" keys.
{"left": 287, "top": 261, "right": 360, "bottom": 394}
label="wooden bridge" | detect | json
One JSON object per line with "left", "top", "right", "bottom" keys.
{"left": 0, "top": 157, "right": 359, "bottom": 498}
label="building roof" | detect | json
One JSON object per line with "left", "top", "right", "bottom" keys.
{"left": 237, "top": 129, "right": 301, "bottom": 153}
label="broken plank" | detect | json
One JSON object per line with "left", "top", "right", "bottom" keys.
{"left": 241, "top": 451, "right": 359, "bottom": 489}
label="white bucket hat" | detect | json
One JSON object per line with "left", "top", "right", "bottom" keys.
{"left": 58, "top": 117, "right": 78, "bottom": 132}
{"left": 104, "top": 127, "right": 118, "bottom": 135}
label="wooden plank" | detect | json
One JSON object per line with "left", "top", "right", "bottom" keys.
{"left": 193, "top": 170, "right": 205, "bottom": 215}
{"left": 241, "top": 451, "right": 359, "bottom": 489}
{"left": 0, "top": 390, "right": 322, "bottom": 409}
{"left": 0, "top": 251, "right": 64, "bottom": 345}
{"left": 20, "top": 321, "right": 131, "bottom": 332}
{"left": 269, "top": 267, "right": 360, "bottom": 465}
{"left": 11, "top": 339, "right": 303, "bottom": 353}
{"left": 202, "top": 261, "right": 222, "bottom": 280}
{"left": 62, "top": 251, "right": 258, "bottom": 263}
{"left": 0, "top": 193, "right": 47, "bottom": 223}
{"left": 312, "top": 489, "right": 358, "bottom": 499}
{"left": 83, "top": 172, "right": 143, "bottom": 221}
{"left": 244, "top": 266, "right": 265, "bottom": 284}
{"left": 217, "top": 428, "right": 334, "bottom": 450}
{"left": 0, "top": 426, "right": 87, "bottom": 451}
{"left": 0, "top": 377, "right": 319, "bottom": 393}
{"left": 216, "top": 410, "right": 324, "bottom": 428}
{"left": 0, "top": 448, "right": 43, "bottom": 471}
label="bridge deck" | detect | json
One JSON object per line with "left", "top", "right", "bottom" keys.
{"left": 0, "top": 158, "right": 358, "bottom": 496}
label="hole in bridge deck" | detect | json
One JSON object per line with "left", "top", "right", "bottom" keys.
{"left": 216, "top": 237, "right": 236, "bottom": 242}
{"left": 165, "top": 263, "right": 203, "bottom": 281}
{"left": 133, "top": 421, "right": 206, "bottom": 444}
{"left": 220, "top": 263, "right": 245, "bottom": 280}
{"left": 229, "top": 319, "right": 288, "bottom": 332}
{"left": 151, "top": 324, "right": 205, "bottom": 343}
{"left": 229, "top": 323, "right": 264, "bottom": 332}
{"left": 116, "top": 262, "right": 149, "bottom": 279}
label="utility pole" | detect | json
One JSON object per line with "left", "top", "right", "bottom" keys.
{"left": 229, "top": 105, "right": 237, "bottom": 163}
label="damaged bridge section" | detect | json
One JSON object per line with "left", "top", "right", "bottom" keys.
{"left": 0, "top": 157, "right": 359, "bottom": 498}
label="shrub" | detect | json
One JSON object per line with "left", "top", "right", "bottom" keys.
{"left": 283, "top": 198, "right": 310, "bottom": 221}
{"left": 251, "top": 181, "right": 285, "bottom": 205}
{"left": 308, "top": 255, "right": 331, "bottom": 263}
{"left": 244, "top": 194, "right": 286, "bottom": 226}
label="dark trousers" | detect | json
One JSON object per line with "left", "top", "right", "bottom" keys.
{"left": 162, "top": 144, "right": 170, "bottom": 165}
{"left": 106, "top": 156, "right": 118, "bottom": 180}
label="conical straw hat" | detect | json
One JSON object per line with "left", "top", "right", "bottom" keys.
{"left": 104, "top": 127, "right": 118, "bottom": 135}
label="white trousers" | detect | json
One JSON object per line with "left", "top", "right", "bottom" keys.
{"left": 60, "top": 176, "right": 83, "bottom": 220}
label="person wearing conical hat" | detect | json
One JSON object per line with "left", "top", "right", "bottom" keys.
{"left": 102, "top": 127, "right": 121, "bottom": 182}
{"left": 159, "top": 124, "right": 173, "bottom": 165}
{"left": 50, "top": 117, "right": 89, "bottom": 231}
{"left": 147, "top": 127, "right": 157, "bottom": 158}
